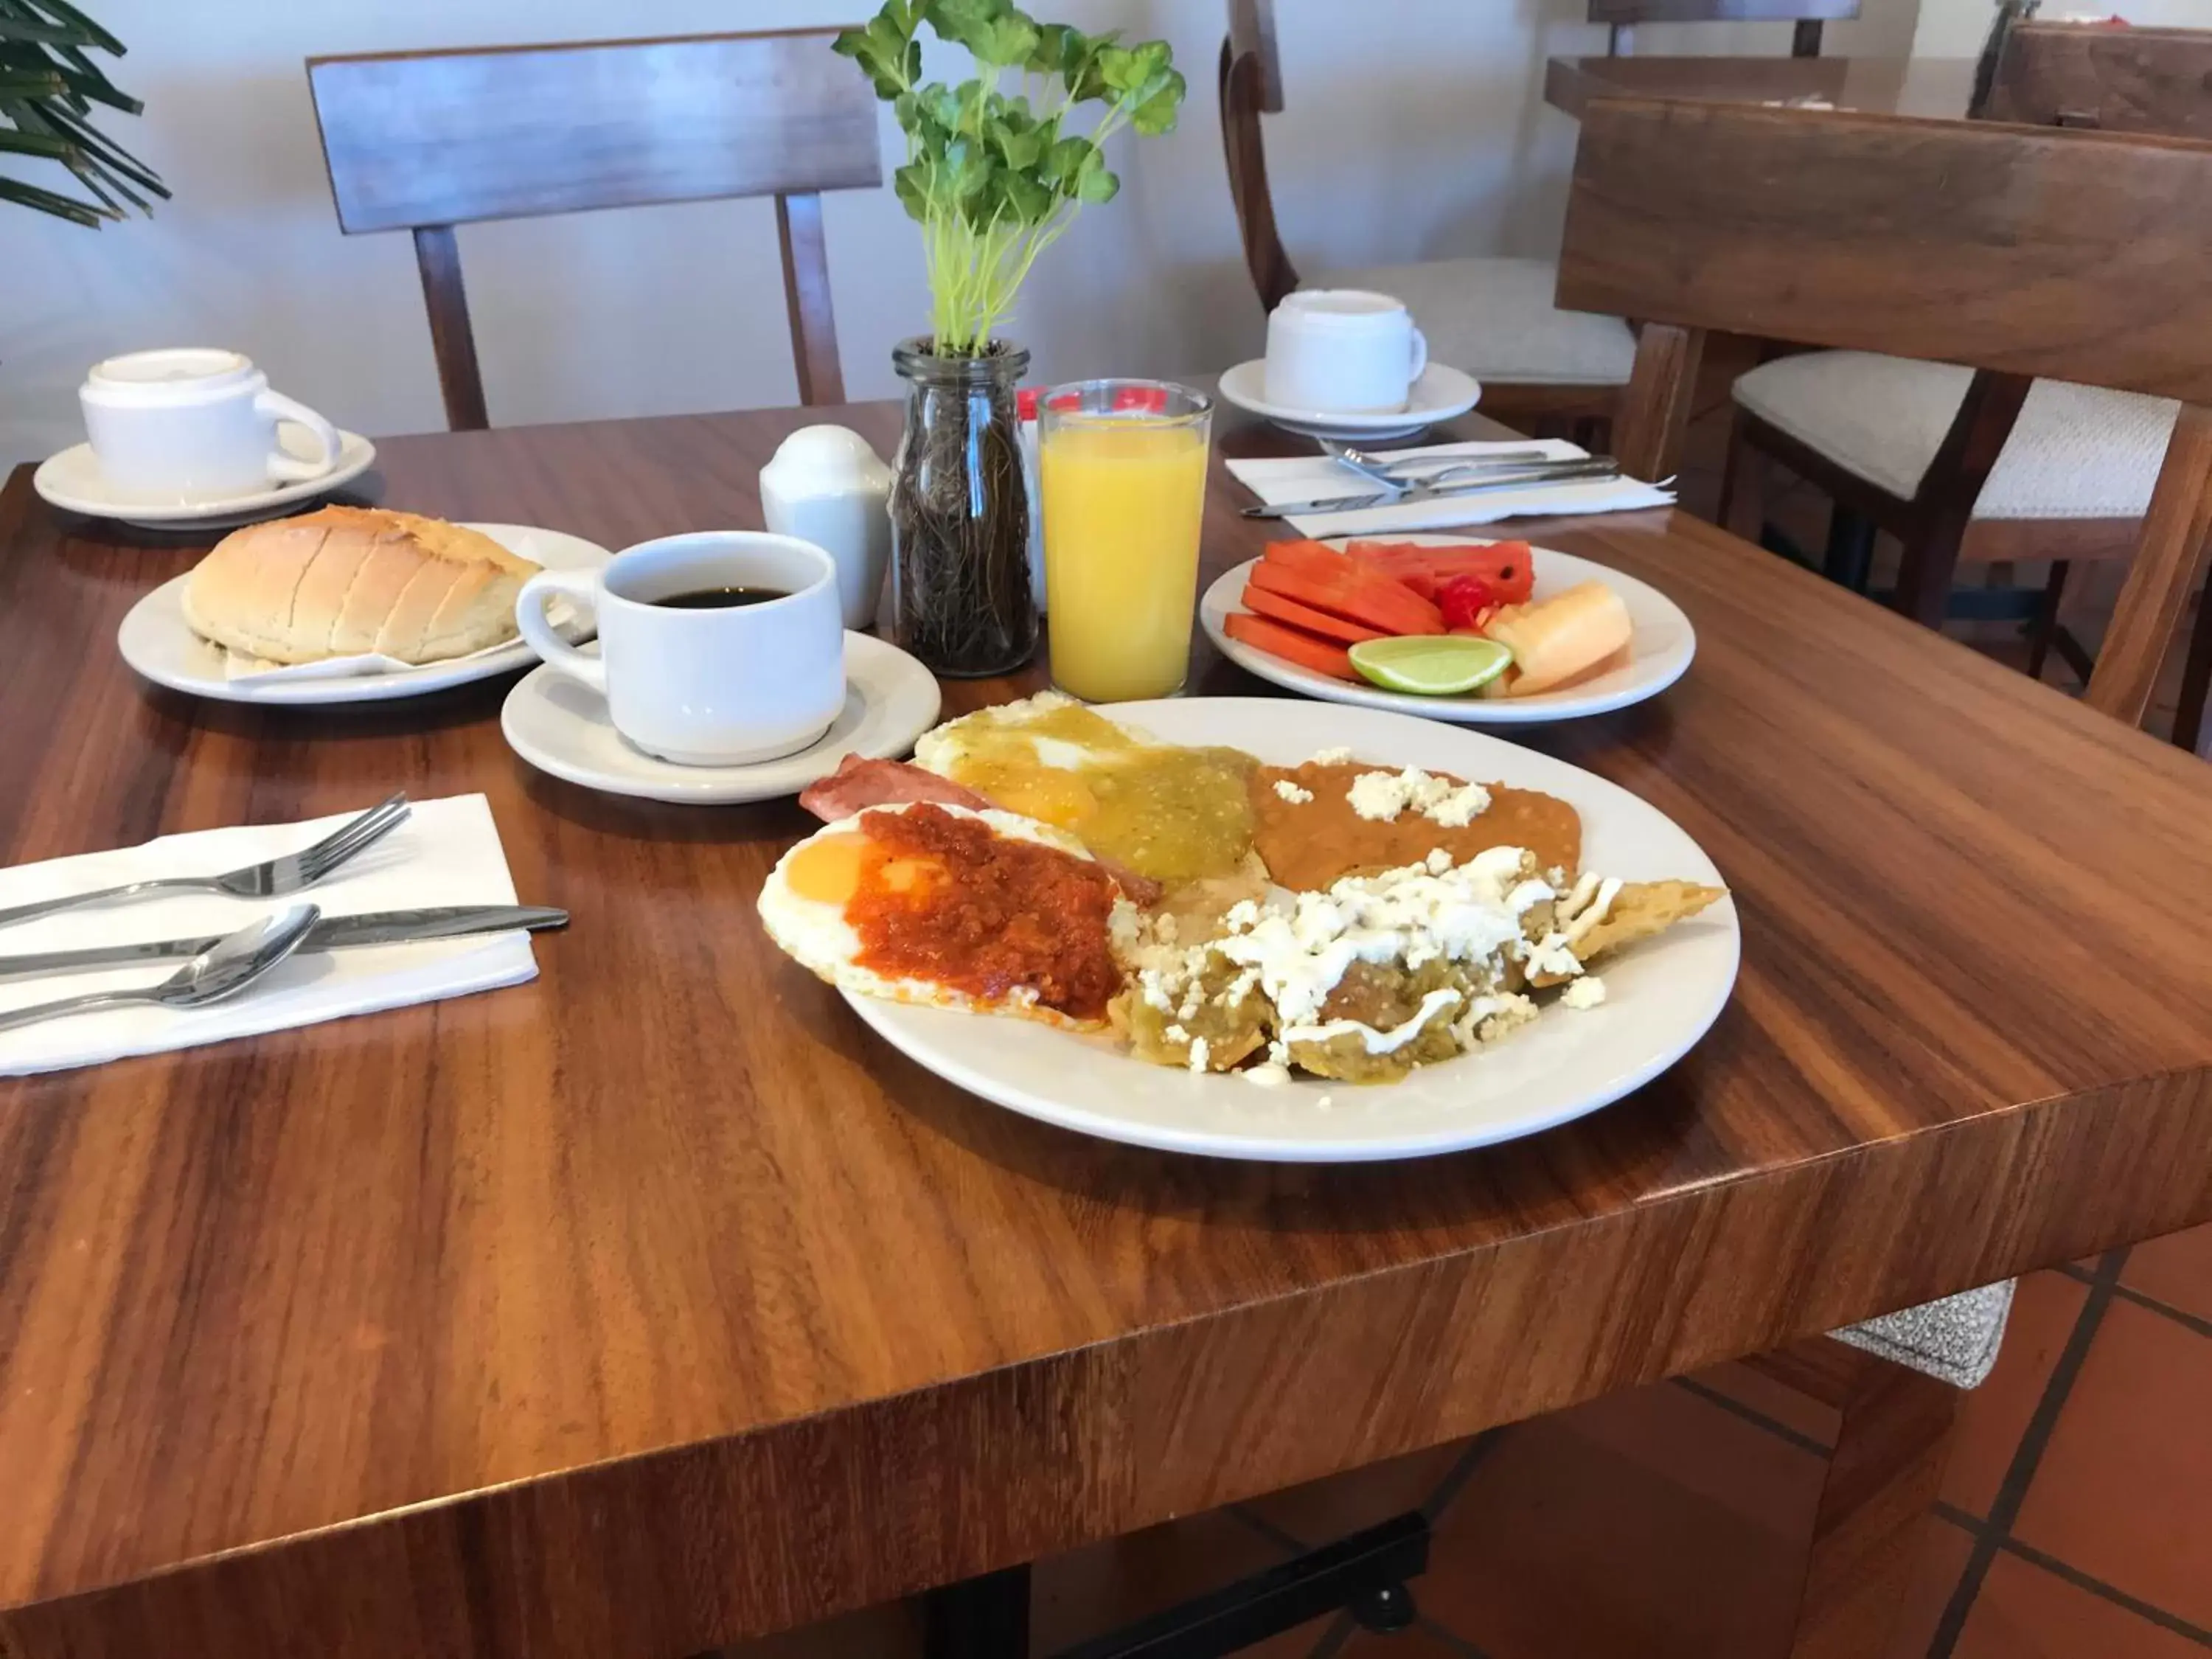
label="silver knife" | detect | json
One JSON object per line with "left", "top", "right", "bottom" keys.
{"left": 1241, "top": 459, "right": 1626, "bottom": 518}
{"left": 0, "top": 905, "right": 569, "bottom": 981}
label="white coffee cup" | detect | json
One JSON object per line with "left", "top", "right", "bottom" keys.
{"left": 515, "top": 531, "right": 846, "bottom": 767}
{"left": 80, "top": 348, "right": 343, "bottom": 501}
{"left": 1263, "top": 290, "right": 1430, "bottom": 414}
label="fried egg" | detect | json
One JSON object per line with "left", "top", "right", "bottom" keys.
{"left": 911, "top": 692, "right": 1259, "bottom": 886}
{"left": 757, "top": 800, "right": 1135, "bottom": 1031}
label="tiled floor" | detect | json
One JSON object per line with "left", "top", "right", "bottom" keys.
{"left": 728, "top": 357, "right": 2208, "bottom": 1659}
{"left": 728, "top": 1234, "right": 2212, "bottom": 1658}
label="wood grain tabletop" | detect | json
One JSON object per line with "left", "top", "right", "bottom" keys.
{"left": 1543, "top": 53, "right": 1979, "bottom": 122}
{"left": 2, "top": 400, "right": 2209, "bottom": 1659}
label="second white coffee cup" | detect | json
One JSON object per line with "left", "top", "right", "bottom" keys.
{"left": 1263, "top": 290, "right": 1430, "bottom": 414}
{"left": 515, "top": 531, "right": 846, "bottom": 767}
{"left": 80, "top": 348, "right": 342, "bottom": 501}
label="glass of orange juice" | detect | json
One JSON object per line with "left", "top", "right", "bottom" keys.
{"left": 1039, "top": 379, "right": 1214, "bottom": 702}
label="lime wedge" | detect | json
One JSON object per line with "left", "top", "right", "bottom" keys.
{"left": 1349, "top": 635, "right": 1514, "bottom": 696}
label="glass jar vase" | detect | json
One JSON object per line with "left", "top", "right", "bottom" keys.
{"left": 886, "top": 336, "right": 1038, "bottom": 678}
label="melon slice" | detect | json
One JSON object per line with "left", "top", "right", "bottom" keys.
{"left": 1482, "top": 581, "right": 1632, "bottom": 695}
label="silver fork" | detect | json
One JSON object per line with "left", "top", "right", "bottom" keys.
{"left": 0, "top": 794, "right": 410, "bottom": 932}
{"left": 1324, "top": 439, "right": 1564, "bottom": 487}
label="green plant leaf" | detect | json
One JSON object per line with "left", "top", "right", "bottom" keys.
{"left": 1073, "top": 147, "right": 1118, "bottom": 204}
{"left": 987, "top": 165, "right": 1051, "bottom": 225}
{"left": 0, "top": 172, "right": 105, "bottom": 223}
{"left": 1043, "top": 133, "right": 1091, "bottom": 191}
{"left": 892, "top": 157, "right": 933, "bottom": 221}
{"left": 1026, "top": 21, "right": 1075, "bottom": 74}
{"left": 1060, "top": 32, "right": 1116, "bottom": 101}
{"left": 1128, "top": 66, "right": 1185, "bottom": 135}
{"left": 0, "top": 16, "right": 82, "bottom": 44}
{"left": 0, "top": 123, "right": 67, "bottom": 154}
{"left": 21, "top": 0, "right": 122, "bottom": 55}
{"left": 35, "top": 98, "right": 168, "bottom": 193}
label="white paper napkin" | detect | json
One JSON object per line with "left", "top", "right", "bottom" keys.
{"left": 0, "top": 794, "right": 539, "bottom": 1077}
{"left": 220, "top": 598, "right": 582, "bottom": 682}
{"left": 1225, "top": 439, "right": 1675, "bottom": 539}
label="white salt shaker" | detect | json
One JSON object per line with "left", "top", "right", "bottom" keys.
{"left": 759, "top": 425, "right": 894, "bottom": 630}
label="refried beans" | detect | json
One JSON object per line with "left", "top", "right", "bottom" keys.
{"left": 1248, "top": 761, "right": 1582, "bottom": 892}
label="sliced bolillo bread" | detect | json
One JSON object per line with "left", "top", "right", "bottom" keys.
{"left": 182, "top": 506, "right": 539, "bottom": 665}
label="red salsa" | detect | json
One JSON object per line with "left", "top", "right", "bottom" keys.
{"left": 847, "top": 804, "right": 1122, "bottom": 1021}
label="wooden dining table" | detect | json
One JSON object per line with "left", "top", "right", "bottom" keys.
{"left": 3, "top": 397, "right": 2211, "bottom": 1659}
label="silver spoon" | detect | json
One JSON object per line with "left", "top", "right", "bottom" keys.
{"left": 0, "top": 902, "right": 321, "bottom": 1037}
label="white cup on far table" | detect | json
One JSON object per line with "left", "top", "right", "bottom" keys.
{"left": 514, "top": 531, "right": 846, "bottom": 768}
{"left": 79, "top": 348, "right": 343, "bottom": 501}
{"left": 1263, "top": 289, "right": 1429, "bottom": 414}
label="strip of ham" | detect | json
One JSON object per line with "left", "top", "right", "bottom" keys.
{"left": 799, "top": 755, "right": 1164, "bottom": 906}
{"left": 798, "top": 754, "right": 991, "bottom": 821}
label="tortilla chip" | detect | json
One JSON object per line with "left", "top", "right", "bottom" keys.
{"left": 1529, "top": 880, "right": 1726, "bottom": 987}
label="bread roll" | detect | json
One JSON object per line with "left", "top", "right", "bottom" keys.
{"left": 182, "top": 507, "right": 540, "bottom": 665}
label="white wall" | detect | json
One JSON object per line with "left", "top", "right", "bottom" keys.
{"left": 4, "top": 0, "right": 1913, "bottom": 470}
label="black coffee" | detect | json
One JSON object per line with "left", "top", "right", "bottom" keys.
{"left": 653, "top": 585, "right": 788, "bottom": 610}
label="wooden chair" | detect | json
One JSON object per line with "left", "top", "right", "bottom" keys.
{"left": 1217, "top": 0, "right": 1635, "bottom": 435}
{"left": 1562, "top": 107, "right": 2212, "bottom": 1638}
{"left": 306, "top": 30, "right": 881, "bottom": 432}
{"left": 1714, "top": 22, "right": 2212, "bottom": 749}
{"left": 1565, "top": 98, "right": 2212, "bottom": 748}
{"left": 1980, "top": 19, "right": 2212, "bottom": 137}
{"left": 1591, "top": 0, "right": 1860, "bottom": 60}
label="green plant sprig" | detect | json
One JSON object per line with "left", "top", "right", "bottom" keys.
{"left": 0, "top": 0, "right": 166, "bottom": 226}
{"left": 835, "top": 0, "right": 1183, "bottom": 355}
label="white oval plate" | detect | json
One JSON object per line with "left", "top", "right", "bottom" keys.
{"left": 36, "top": 430, "right": 379, "bottom": 529}
{"left": 1200, "top": 534, "right": 1694, "bottom": 724}
{"left": 117, "top": 523, "right": 612, "bottom": 706}
{"left": 1217, "top": 359, "right": 1482, "bottom": 442}
{"left": 502, "top": 632, "right": 941, "bottom": 804}
{"left": 842, "top": 698, "right": 1737, "bottom": 1162}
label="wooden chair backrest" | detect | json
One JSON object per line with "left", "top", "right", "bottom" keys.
{"left": 1218, "top": 0, "right": 1297, "bottom": 311}
{"left": 307, "top": 29, "right": 880, "bottom": 430}
{"left": 1983, "top": 21, "right": 2212, "bottom": 139}
{"left": 1589, "top": 0, "right": 1860, "bottom": 58}
{"left": 1558, "top": 97, "right": 2212, "bottom": 728}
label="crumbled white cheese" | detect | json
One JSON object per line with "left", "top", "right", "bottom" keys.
{"left": 1242, "top": 1062, "right": 1293, "bottom": 1088}
{"left": 1316, "top": 1094, "right": 1335, "bottom": 1110}
{"left": 1346, "top": 766, "right": 1491, "bottom": 827}
{"left": 1138, "top": 970, "right": 1176, "bottom": 1013}
{"left": 1107, "top": 897, "right": 1143, "bottom": 954}
{"left": 1425, "top": 780, "right": 1492, "bottom": 828}
{"left": 1273, "top": 779, "right": 1315, "bottom": 804}
{"left": 1186, "top": 1035, "right": 1211, "bottom": 1074}
{"left": 1561, "top": 975, "right": 1607, "bottom": 1009}
{"left": 1309, "top": 746, "right": 1354, "bottom": 765}
{"left": 1206, "top": 845, "right": 1550, "bottom": 1027}
{"left": 1348, "top": 770, "right": 1413, "bottom": 821}
{"left": 1163, "top": 1023, "right": 1189, "bottom": 1043}
{"left": 1154, "top": 913, "right": 1179, "bottom": 945}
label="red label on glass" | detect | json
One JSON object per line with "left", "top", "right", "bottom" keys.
{"left": 1110, "top": 386, "right": 1169, "bottom": 413}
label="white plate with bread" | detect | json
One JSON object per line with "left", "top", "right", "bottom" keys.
{"left": 118, "top": 507, "right": 613, "bottom": 705}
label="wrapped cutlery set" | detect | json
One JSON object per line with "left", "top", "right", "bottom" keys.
{"left": 0, "top": 793, "right": 566, "bottom": 1075}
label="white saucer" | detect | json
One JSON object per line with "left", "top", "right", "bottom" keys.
{"left": 1217, "top": 360, "right": 1483, "bottom": 442}
{"left": 501, "top": 633, "right": 943, "bottom": 804}
{"left": 35, "top": 428, "right": 378, "bottom": 529}
{"left": 119, "top": 524, "right": 611, "bottom": 706}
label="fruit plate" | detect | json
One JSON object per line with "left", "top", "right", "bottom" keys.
{"left": 1198, "top": 533, "right": 1695, "bottom": 725}
{"left": 841, "top": 698, "right": 1738, "bottom": 1162}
